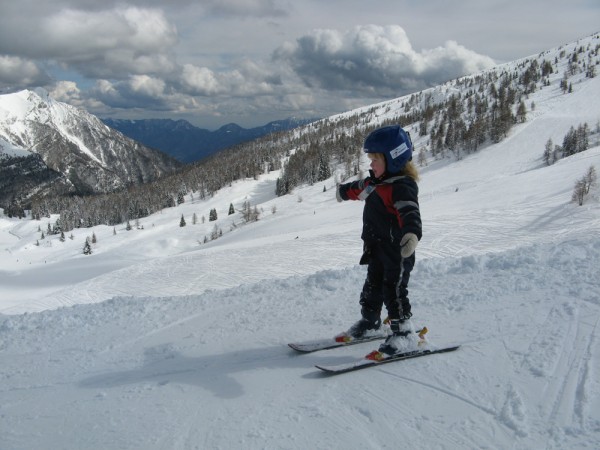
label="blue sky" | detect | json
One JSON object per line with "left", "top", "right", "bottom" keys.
{"left": 0, "top": 0, "right": 598, "bottom": 129}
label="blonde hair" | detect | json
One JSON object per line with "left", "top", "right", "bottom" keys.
{"left": 401, "top": 160, "right": 420, "bottom": 182}
{"left": 367, "top": 153, "right": 385, "bottom": 162}
{"left": 368, "top": 153, "right": 419, "bottom": 182}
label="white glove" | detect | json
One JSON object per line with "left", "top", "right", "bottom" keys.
{"left": 400, "top": 233, "right": 418, "bottom": 258}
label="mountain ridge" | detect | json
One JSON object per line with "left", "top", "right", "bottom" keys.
{"left": 101, "top": 116, "right": 318, "bottom": 163}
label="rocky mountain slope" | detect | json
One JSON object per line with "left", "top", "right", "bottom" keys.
{"left": 0, "top": 89, "right": 181, "bottom": 208}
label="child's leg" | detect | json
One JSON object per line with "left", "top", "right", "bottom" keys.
{"left": 377, "top": 244, "right": 410, "bottom": 320}
{"left": 358, "top": 258, "right": 384, "bottom": 320}
{"left": 396, "top": 253, "right": 415, "bottom": 319}
{"left": 377, "top": 252, "right": 419, "bottom": 354}
{"left": 340, "top": 259, "right": 385, "bottom": 338}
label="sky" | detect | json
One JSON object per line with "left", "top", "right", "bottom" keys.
{"left": 0, "top": 0, "right": 598, "bottom": 129}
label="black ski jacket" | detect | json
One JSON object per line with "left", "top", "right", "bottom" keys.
{"left": 338, "top": 171, "right": 422, "bottom": 247}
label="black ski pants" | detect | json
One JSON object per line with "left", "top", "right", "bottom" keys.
{"left": 359, "top": 241, "right": 414, "bottom": 321}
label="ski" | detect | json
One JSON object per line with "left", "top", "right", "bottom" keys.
{"left": 288, "top": 327, "right": 427, "bottom": 353}
{"left": 315, "top": 345, "right": 460, "bottom": 374}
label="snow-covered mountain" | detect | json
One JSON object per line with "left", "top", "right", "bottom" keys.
{"left": 1, "top": 35, "right": 600, "bottom": 449}
{"left": 0, "top": 88, "right": 181, "bottom": 205}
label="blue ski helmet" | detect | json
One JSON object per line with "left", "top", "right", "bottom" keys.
{"left": 363, "top": 125, "right": 413, "bottom": 174}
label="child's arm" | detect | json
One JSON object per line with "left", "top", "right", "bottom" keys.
{"left": 393, "top": 179, "right": 422, "bottom": 239}
{"left": 337, "top": 179, "right": 372, "bottom": 202}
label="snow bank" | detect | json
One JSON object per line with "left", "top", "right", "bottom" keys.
{"left": 1, "top": 238, "right": 599, "bottom": 449}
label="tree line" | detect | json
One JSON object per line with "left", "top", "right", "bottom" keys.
{"left": 543, "top": 122, "right": 599, "bottom": 166}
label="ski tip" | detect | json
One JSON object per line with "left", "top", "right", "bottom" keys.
{"left": 288, "top": 343, "right": 310, "bottom": 353}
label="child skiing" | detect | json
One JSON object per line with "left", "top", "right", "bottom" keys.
{"left": 336, "top": 125, "right": 422, "bottom": 355}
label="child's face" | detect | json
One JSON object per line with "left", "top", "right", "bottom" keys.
{"left": 368, "top": 153, "right": 386, "bottom": 178}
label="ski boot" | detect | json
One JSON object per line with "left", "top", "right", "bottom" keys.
{"left": 377, "top": 317, "right": 419, "bottom": 355}
{"left": 335, "top": 308, "right": 382, "bottom": 343}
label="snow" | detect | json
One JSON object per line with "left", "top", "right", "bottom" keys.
{"left": 0, "top": 89, "right": 103, "bottom": 164}
{"left": 2, "top": 48, "right": 600, "bottom": 449}
{"left": 0, "top": 136, "right": 29, "bottom": 157}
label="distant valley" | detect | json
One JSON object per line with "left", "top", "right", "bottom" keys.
{"left": 102, "top": 117, "right": 318, "bottom": 163}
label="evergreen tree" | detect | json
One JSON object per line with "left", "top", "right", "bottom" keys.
{"left": 543, "top": 138, "right": 554, "bottom": 166}
{"left": 571, "top": 166, "right": 596, "bottom": 206}
{"left": 516, "top": 100, "right": 527, "bottom": 123}
{"left": 562, "top": 126, "right": 577, "bottom": 156}
{"left": 83, "top": 238, "right": 92, "bottom": 255}
{"left": 585, "top": 165, "right": 597, "bottom": 194}
{"left": 318, "top": 152, "right": 331, "bottom": 181}
{"left": 576, "top": 123, "right": 589, "bottom": 153}
{"left": 228, "top": 203, "right": 235, "bottom": 215}
{"left": 180, "top": 214, "right": 186, "bottom": 227}
{"left": 210, "top": 224, "right": 220, "bottom": 240}
{"left": 53, "top": 219, "right": 62, "bottom": 235}
{"left": 242, "top": 201, "right": 259, "bottom": 222}
{"left": 209, "top": 208, "right": 218, "bottom": 222}
{"left": 560, "top": 73, "right": 569, "bottom": 93}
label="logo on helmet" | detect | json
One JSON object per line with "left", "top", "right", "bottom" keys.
{"left": 390, "top": 142, "right": 409, "bottom": 160}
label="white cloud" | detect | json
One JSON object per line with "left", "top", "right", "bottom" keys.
{"left": 181, "top": 65, "right": 225, "bottom": 96}
{"left": 50, "top": 81, "right": 82, "bottom": 101}
{"left": 274, "top": 25, "right": 496, "bottom": 95}
{"left": 0, "top": 56, "right": 50, "bottom": 88}
{"left": 129, "top": 75, "right": 167, "bottom": 98}
{"left": 89, "top": 77, "right": 171, "bottom": 110}
{"left": 0, "top": 6, "right": 178, "bottom": 79}
{"left": 180, "top": 59, "right": 281, "bottom": 97}
{"left": 48, "top": 80, "right": 108, "bottom": 114}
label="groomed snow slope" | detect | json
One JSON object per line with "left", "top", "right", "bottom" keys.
{"left": 1, "top": 237, "right": 599, "bottom": 449}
